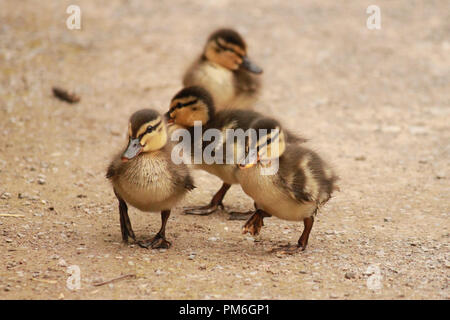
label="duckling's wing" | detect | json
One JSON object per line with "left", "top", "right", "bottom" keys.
{"left": 106, "top": 155, "right": 122, "bottom": 179}
{"left": 170, "top": 162, "right": 196, "bottom": 192}
{"left": 277, "top": 147, "right": 316, "bottom": 204}
{"left": 164, "top": 144, "right": 197, "bottom": 192}
{"left": 278, "top": 172, "right": 315, "bottom": 204}
{"left": 106, "top": 163, "right": 115, "bottom": 179}
{"left": 208, "top": 109, "right": 262, "bottom": 130}
{"left": 183, "top": 174, "right": 196, "bottom": 191}
{"left": 280, "top": 146, "right": 339, "bottom": 207}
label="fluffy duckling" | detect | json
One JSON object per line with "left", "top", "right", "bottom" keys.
{"left": 183, "top": 28, "right": 263, "bottom": 110}
{"left": 166, "top": 86, "right": 304, "bottom": 216}
{"left": 237, "top": 118, "right": 338, "bottom": 251}
{"left": 106, "top": 109, "right": 195, "bottom": 249}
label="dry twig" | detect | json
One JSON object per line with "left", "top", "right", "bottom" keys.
{"left": 92, "top": 274, "right": 136, "bottom": 287}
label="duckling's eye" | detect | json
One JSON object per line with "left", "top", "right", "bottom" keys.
{"left": 176, "top": 103, "right": 183, "bottom": 109}
{"left": 146, "top": 126, "right": 153, "bottom": 133}
{"left": 192, "top": 107, "right": 198, "bottom": 111}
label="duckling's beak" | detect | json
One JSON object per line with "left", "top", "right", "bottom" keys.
{"left": 121, "top": 138, "right": 142, "bottom": 162}
{"left": 241, "top": 56, "right": 263, "bottom": 74}
{"left": 164, "top": 112, "right": 174, "bottom": 125}
{"left": 239, "top": 162, "right": 255, "bottom": 169}
{"left": 238, "top": 154, "right": 259, "bottom": 169}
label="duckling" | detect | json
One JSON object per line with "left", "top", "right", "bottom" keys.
{"left": 237, "top": 117, "right": 338, "bottom": 251}
{"left": 106, "top": 109, "right": 195, "bottom": 249}
{"left": 166, "top": 86, "right": 304, "bottom": 216}
{"left": 183, "top": 28, "right": 263, "bottom": 110}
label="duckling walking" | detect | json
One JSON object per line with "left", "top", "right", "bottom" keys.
{"left": 183, "top": 28, "right": 263, "bottom": 110}
{"left": 166, "top": 86, "right": 303, "bottom": 216}
{"left": 107, "top": 109, "right": 195, "bottom": 249}
{"left": 237, "top": 118, "right": 338, "bottom": 251}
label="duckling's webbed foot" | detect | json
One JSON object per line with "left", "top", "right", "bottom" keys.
{"left": 184, "top": 183, "right": 231, "bottom": 215}
{"left": 183, "top": 202, "right": 223, "bottom": 215}
{"left": 138, "top": 234, "right": 171, "bottom": 249}
{"left": 270, "top": 244, "right": 301, "bottom": 255}
{"left": 229, "top": 202, "right": 258, "bottom": 220}
{"left": 116, "top": 191, "right": 136, "bottom": 243}
{"left": 138, "top": 210, "right": 172, "bottom": 249}
{"left": 228, "top": 211, "right": 254, "bottom": 220}
{"left": 242, "top": 209, "right": 271, "bottom": 236}
{"left": 270, "top": 216, "right": 315, "bottom": 254}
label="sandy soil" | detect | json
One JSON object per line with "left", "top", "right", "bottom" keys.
{"left": 0, "top": 0, "right": 449, "bottom": 299}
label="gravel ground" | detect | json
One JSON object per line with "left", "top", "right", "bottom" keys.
{"left": 0, "top": 0, "right": 449, "bottom": 299}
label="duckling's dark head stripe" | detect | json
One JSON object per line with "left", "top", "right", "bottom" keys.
{"left": 170, "top": 86, "right": 215, "bottom": 119}
{"left": 208, "top": 28, "right": 246, "bottom": 50}
{"left": 169, "top": 99, "right": 198, "bottom": 114}
{"left": 137, "top": 119, "right": 162, "bottom": 140}
{"left": 215, "top": 39, "right": 244, "bottom": 58}
{"left": 130, "top": 109, "right": 161, "bottom": 137}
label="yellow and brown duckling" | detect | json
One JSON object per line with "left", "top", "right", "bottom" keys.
{"left": 183, "top": 28, "right": 263, "bottom": 111}
{"left": 106, "top": 109, "right": 195, "bottom": 249}
{"left": 166, "top": 86, "right": 304, "bottom": 216}
{"left": 237, "top": 117, "right": 339, "bottom": 251}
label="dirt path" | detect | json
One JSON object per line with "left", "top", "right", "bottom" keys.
{"left": 0, "top": 0, "right": 448, "bottom": 299}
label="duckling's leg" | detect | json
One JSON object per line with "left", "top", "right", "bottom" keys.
{"left": 242, "top": 209, "right": 271, "bottom": 236}
{"left": 138, "top": 210, "right": 172, "bottom": 249}
{"left": 183, "top": 183, "right": 231, "bottom": 215}
{"left": 270, "top": 215, "right": 315, "bottom": 254}
{"left": 298, "top": 216, "right": 314, "bottom": 251}
{"left": 114, "top": 190, "right": 136, "bottom": 243}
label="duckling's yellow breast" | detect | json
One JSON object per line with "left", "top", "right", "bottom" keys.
{"left": 113, "top": 153, "right": 185, "bottom": 212}
{"left": 185, "top": 62, "right": 235, "bottom": 109}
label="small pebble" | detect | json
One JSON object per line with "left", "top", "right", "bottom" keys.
{"left": 1, "top": 192, "right": 11, "bottom": 199}
{"left": 18, "top": 192, "right": 31, "bottom": 199}
{"left": 345, "top": 272, "right": 356, "bottom": 279}
{"left": 58, "top": 258, "right": 67, "bottom": 267}
{"left": 435, "top": 172, "right": 445, "bottom": 179}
